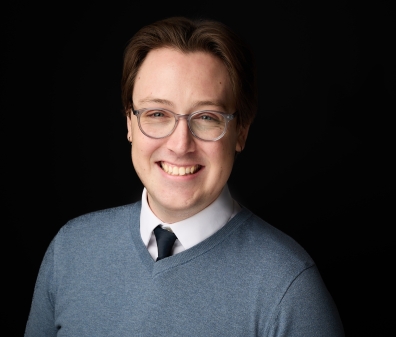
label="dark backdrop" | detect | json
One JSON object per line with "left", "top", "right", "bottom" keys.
{"left": 3, "top": 0, "right": 394, "bottom": 336}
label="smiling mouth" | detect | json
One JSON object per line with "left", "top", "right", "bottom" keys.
{"left": 160, "top": 162, "right": 202, "bottom": 176}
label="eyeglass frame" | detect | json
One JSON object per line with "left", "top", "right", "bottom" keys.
{"left": 131, "top": 104, "right": 237, "bottom": 142}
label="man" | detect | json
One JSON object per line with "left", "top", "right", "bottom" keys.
{"left": 25, "top": 16, "right": 345, "bottom": 336}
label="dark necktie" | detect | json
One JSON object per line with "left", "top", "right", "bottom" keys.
{"left": 153, "top": 225, "right": 177, "bottom": 261}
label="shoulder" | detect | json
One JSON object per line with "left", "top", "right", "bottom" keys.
{"left": 65, "top": 201, "right": 140, "bottom": 229}
{"left": 53, "top": 201, "right": 141, "bottom": 250}
{"left": 227, "top": 208, "right": 315, "bottom": 277}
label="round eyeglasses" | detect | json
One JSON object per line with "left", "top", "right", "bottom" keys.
{"left": 132, "top": 107, "right": 236, "bottom": 141}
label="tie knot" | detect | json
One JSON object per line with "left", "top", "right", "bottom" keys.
{"left": 154, "top": 225, "right": 177, "bottom": 261}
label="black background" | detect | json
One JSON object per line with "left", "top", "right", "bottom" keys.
{"left": 3, "top": 0, "right": 395, "bottom": 336}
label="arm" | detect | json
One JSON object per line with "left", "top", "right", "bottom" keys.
{"left": 266, "top": 265, "right": 345, "bottom": 337}
{"left": 25, "top": 239, "right": 58, "bottom": 337}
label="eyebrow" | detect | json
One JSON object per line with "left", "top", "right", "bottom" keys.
{"left": 138, "top": 98, "right": 174, "bottom": 107}
{"left": 136, "top": 97, "right": 228, "bottom": 111}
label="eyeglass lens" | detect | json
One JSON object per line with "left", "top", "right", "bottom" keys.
{"left": 139, "top": 110, "right": 228, "bottom": 140}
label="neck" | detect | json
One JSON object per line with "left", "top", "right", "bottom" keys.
{"left": 147, "top": 193, "right": 219, "bottom": 224}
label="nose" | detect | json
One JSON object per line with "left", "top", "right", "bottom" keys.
{"left": 166, "top": 117, "right": 196, "bottom": 155}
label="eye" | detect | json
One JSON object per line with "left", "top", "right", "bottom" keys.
{"left": 147, "top": 110, "right": 166, "bottom": 118}
{"left": 142, "top": 109, "right": 175, "bottom": 119}
{"left": 193, "top": 112, "right": 223, "bottom": 123}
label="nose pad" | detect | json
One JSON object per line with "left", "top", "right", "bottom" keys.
{"left": 167, "top": 116, "right": 195, "bottom": 153}
{"left": 172, "top": 117, "right": 192, "bottom": 138}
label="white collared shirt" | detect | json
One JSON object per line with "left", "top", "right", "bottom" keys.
{"left": 140, "top": 185, "right": 241, "bottom": 260}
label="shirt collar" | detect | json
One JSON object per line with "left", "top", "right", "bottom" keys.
{"left": 140, "top": 185, "right": 237, "bottom": 250}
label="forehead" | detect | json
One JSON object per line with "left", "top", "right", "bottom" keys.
{"left": 133, "top": 48, "right": 234, "bottom": 110}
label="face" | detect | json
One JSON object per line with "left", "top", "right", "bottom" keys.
{"left": 127, "top": 48, "right": 249, "bottom": 223}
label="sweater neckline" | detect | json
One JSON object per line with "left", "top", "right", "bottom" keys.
{"left": 128, "top": 202, "right": 252, "bottom": 277}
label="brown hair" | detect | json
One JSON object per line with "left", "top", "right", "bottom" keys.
{"left": 121, "top": 16, "right": 257, "bottom": 128}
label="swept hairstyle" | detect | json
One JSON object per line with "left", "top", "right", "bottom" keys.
{"left": 121, "top": 16, "right": 258, "bottom": 129}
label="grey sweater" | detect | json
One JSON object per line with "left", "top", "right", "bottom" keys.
{"left": 25, "top": 202, "right": 344, "bottom": 336}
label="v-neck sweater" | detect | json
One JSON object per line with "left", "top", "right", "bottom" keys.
{"left": 25, "top": 202, "right": 344, "bottom": 336}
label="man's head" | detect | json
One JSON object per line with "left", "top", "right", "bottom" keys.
{"left": 122, "top": 17, "right": 257, "bottom": 223}
{"left": 122, "top": 16, "right": 257, "bottom": 130}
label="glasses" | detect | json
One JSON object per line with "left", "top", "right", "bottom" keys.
{"left": 132, "top": 107, "right": 236, "bottom": 141}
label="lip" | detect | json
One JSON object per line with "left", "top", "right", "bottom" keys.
{"left": 157, "top": 161, "right": 204, "bottom": 177}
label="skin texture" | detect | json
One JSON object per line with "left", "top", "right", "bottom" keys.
{"left": 127, "top": 48, "right": 250, "bottom": 223}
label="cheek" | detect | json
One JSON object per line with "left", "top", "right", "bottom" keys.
{"left": 208, "top": 140, "right": 236, "bottom": 171}
{"left": 220, "top": 135, "right": 238, "bottom": 157}
{"left": 130, "top": 119, "right": 140, "bottom": 141}
{"left": 131, "top": 136, "right": 157, "bottom": 167}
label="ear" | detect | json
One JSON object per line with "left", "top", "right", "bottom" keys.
{"left": 235, "top": 124, "right": 250, "bottom": 152}
{"left": 126, "top": 112, "right": 133, "bottom": 142}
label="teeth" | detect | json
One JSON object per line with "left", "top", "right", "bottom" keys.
{"left": 161, "top": 162, "right": 200, "bottom": 176}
